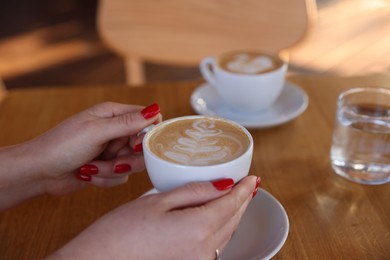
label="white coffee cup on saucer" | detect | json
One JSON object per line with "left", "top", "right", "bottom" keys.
{"left": 200, "top": 50, "right": 288, "bottom": 113}
{"left": 143, "top": 115, "right": 253, "bottom": 192}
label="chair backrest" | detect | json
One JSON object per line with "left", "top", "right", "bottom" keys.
{"left": 97, "top": 0, "right": 317, "bottom": 83}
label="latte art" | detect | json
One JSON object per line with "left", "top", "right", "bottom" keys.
{"left": 219, "top": 51, "right": 283, "bottom": 75}
{"left": 147, "top": 118, "right": 249, "bottom": 166}
{"left": 226, "top": 54, "right": 274, "bottom": 74}
{"left": 164, "top": 120, "right": 242, "bottom": 165}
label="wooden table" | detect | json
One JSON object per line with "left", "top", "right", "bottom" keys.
{"left": 0, "top": 74, "right": 389, "bottom": 259}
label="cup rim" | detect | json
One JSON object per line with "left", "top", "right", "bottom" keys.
{"left": 144, "top": 115, "right": 254, "bottom": 168}
{"left": 339, "top": 86, "right": 390, "bottom": 98}
{"left": 338, "top": 86, "right": 390, "bottom": 120}
{"left": 213, "top": 49, "right": 288, "bottom": 77}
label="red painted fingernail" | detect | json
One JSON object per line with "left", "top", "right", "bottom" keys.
{"left": 212, "top": 178, "right": 234, "bottom": 191}
{"left": 79, "top": 164, "right": 99, "bottom": 175}
{"left": 77, "top": 174, "right": 92, "bottom": 182}
{"left": 141, "top": 103, "right": 160, "bottom": 119}
{"left": 114, "top": 164, "right": 132, "bottom": 174}
{"left": 252, "top": 176, "right": 261, "bottom": 198}
{"left": 133, "top": 143, "right": 143, "bottom": 153}
{"left": 252, "top": 187, "right": 259, "bottom": 198}
{"left": 255, "top": 176, "right": 261, "bottom": 189}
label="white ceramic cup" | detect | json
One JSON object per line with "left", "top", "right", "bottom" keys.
{"left": 143, "top": 115, "right": 254, "bottom": 192}
{"left": 200, "top": 50, "right": 288, "bottom": 112}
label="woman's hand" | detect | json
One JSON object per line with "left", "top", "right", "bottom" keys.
{"left": 0, "top": 102, "right": 161, "bottom": 210}
{"left": 33, "top": 102, "right": 162, "bottom": 195}
{"left": 51, "top": 176, "right": 261, "bottom": 260}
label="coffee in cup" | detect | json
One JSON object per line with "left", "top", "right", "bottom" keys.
{"left": 218, "top": 51, "right": 284, "bottom": 75}
{"left": 144, "top": 116, "right": 253, "bottom": 192}
{"left": 200, "top": 50, "right": 288, "bottom": 112}
{"left": 147, "top": 117, "right": 250, "bottom": 166}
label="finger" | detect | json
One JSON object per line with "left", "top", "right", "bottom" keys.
{"left": 101, "top": 136, "right": 144, "bottom": 160}
{"left": 89, "top": 175, "right": 129, "bottom": 188}
{"left": 78, "top": 154, "right": 146, "bottom": 178}
{"left": 88, "top": 102, "right": 144, "bottom": 118}
{"left": 158, "top": 176, "right": 257, "bottom": 259}
{"left": 93, "top": 103, "right": 161, "bottom": 141}
{"left": 100, "top": 137, "right": 129, "bottom": 160}
{"left": 213, "top": 191, "right": 252, "bottom": 253}
{"left": 158, "top": 179, "right": 235, "bottom": 211}
{"left": 186, "top": 176, "right": 257, "bottom": 256}
{"left": 202, "top": 176, "right": 258, "bottom": 232}
{"left": 128, "top": 132, "right": 146, "bottom": 154}
{"left": 112, "top": 154, "right": 146, "bottom": 174}
{"left": 128, "top": 114, "right": 163, "bottom": 154}
{"left": 154, "top": 113, "right": 163, "bottom": 124}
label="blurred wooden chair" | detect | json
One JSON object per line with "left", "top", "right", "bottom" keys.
{"left": 97, "top": 0, "right": 317, "bottom": 85}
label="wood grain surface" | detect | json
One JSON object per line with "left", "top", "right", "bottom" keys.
{"left": 0, "top": 74, "right": 389, "bottom": 259}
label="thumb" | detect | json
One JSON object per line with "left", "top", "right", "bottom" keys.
{"left": 160, "top": 179, "right": 235, "bottom": 210}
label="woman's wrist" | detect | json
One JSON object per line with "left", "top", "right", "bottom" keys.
{"left": 0, "top": 141, "right": 47, "bottom": 210}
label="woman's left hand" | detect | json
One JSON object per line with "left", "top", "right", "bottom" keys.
{"left": 50, "top": 176, "right": 260, "bottom": 260}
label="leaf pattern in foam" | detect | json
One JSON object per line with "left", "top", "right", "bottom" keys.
{"left": 162, "top": 119, "right": 241, "bottom": 165}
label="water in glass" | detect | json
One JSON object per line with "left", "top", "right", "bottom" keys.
{"left": 330, "top": 103, "right": 390, "bottom": 184}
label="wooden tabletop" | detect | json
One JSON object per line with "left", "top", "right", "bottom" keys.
{"left": 0, "top": 74, "right": 389, "bottom": 259}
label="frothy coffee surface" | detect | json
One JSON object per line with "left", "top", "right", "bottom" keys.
{"left": 147, "top": 118, "right": 250, "bottom": 166}
{"left": 220, "top": 51, "right": 282, "bottom": 74}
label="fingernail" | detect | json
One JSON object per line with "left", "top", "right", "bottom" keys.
{"left": 255, "top": 176, "right": 261, "bottom": 189}
{"left": 79, "top": 164, "right": 99, "bottom": 175}
{"left": 141, "top": 103, "right": 160, "bottom": 119}
{"left": 114, "top": 164, "right": 132, "bottom": 174}
{"left": 252, "top": 176, "right": 261, "bottom": 198}
{"left": 212, "top": 178, "right": 234, "bottom": 191}
{"left": 133, "top": 143, "right": 143, "bottom": 153}
{"left": 77, "top": 174, "right": 92, "bottom": 182}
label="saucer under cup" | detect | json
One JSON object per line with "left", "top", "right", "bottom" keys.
{"left": 190, "top": 81, "right": 309, "bottom": 129}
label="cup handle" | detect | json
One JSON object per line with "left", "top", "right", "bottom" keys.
{"left": 137, "top": 124, "right": 155, "bottom": 137}
{"left": 200, "top": 57, "right": 217, "bottom": 87}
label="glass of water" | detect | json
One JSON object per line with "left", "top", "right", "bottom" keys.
{"left": 330, "top": 87, "right": 390, "bottom": 185}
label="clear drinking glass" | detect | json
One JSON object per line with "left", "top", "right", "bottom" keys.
{"left": 330, "top": 87, "right": 390, "bottom": 185}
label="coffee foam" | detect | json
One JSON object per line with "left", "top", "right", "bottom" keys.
{"left": 225, "top": 54, "right": 275, "bottom": 74}
{"left": 148, "top": 118, "right": 248, "bottom": 166}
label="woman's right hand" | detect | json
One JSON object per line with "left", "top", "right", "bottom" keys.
{"left": 0, "top": 102, "right": 162, "bottom": 211}
{"left": 28, "top": 102, "right": 161, "bottom": 196}
{"left": 50, "top": 175, "right": 260, "bottom": 260}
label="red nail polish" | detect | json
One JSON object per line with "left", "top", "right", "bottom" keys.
{"left": 252, "top": 177, "right": 261, "bottom": 198}
{"left": 79, "top": 164, "right": 99, "bottom": 175}
{"left": 133, "top": 143, "right": 143, "bottom": 153}
{"left": 255, "top": 176, "right": 261, "bottom": 189}
{"left": 114, "top": 164, "right": 132, "bottom": 174}
{"left": 252, "top": 187, "right": 259, "bottom": 198}
{"left": 77, "top": 174, "right": 92, "bottom": 182}
{"left": 212, "top": 178, "right": 234, "bottom": 191}
{"left": 141, "top": 103, "right": 160, "bottom": 119}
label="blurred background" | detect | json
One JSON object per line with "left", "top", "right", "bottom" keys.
{"left": 1, "top": 0, "right": 390, "bottom": 89}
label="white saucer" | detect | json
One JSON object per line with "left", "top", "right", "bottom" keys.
{"left": 141, "top": 188, "right": 289, "bottom": 260}
{"left": 190, "top": 81, "right": 308, "bottom": 129}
